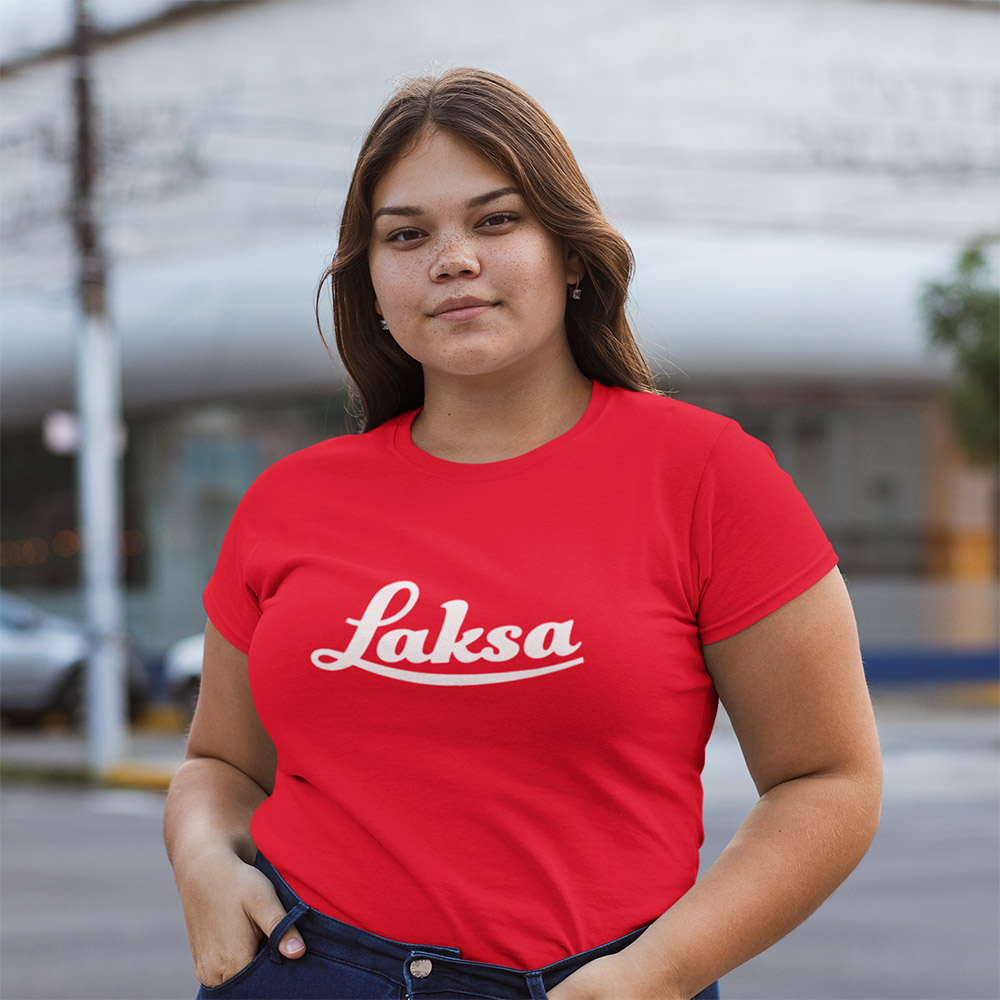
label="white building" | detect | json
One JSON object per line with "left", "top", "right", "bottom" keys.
{"left": 1, "top": 0, "right": 997, "bottom": 665}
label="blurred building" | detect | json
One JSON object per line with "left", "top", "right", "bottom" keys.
{"left": 1, "top": 0, "right": 997, "bottom": 672}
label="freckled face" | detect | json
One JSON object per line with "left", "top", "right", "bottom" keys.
{"left": 368, "top": 130, "right": 580, "bottom": 384}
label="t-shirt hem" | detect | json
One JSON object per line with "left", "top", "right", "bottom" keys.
{"left": 698, "top": 549, "right": 838, "bottom": 645}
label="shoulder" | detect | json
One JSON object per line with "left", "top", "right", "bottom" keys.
{"left": 272, "top": 426, "right": 388, "bottom": 473}
{"left": 239, "top": 421, "right": 398, "bottom": 509}
{"left": 605, "top": 386, "right": 732, "bottom": 432}
{"left": 598, "top": 387, "right": 788, "bottom": 499}
{"left": 602, "top": 385, "right": 741, "bottom": 455}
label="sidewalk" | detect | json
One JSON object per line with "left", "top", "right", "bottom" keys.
{"left": 0, "top": 708, "right": 186, "bottom": 790}
{"left": 1, "top": 683, "right": 996, "bottom": 794}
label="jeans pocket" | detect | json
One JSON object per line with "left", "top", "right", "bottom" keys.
{"left": 195, "top": 945, "right": 269, "bottom": 997}
{"left": 195, "top": 902, "right": 311, "bottom": 998}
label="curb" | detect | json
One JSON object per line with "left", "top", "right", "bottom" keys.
{"left": 946, "top": 682, "right": 1000, "bottom": 707}
{"left": 871, "top": 680, "right": 1000, "bottom": 709}
{"left": 1, "top": 758, "right": 179, "bottom": 791}
{"left": 105, "top": 761, "right": 178, "bottom": 791}
{"left": 136, "top": 704, "right": 188, "bottom": 734}
{"left": 1, "top": 707, "right": 186, "bottom": 792}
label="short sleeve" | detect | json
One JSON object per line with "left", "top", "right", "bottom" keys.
{"left": 202, "top": 482, "right": 266, "bottom": 654}
{"left": 692, "top": 421, "right": 838, "bottom": 645}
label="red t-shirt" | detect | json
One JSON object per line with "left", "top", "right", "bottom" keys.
{"left": 204, "top": 381, "right": 837, "bottom": 968}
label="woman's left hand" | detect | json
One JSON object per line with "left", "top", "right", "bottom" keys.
{"left": 545, "top": 952, "right": 686, "bottom": 1000}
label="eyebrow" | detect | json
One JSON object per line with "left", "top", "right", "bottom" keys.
{"left": 372, "top": 186, "right": 520, "bottom": 221}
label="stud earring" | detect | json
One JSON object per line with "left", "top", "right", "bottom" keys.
{"left": 379, "top": 318, "right": 389, "bottom": 331}
{"left": 570, "top": 280, "right": 582, "bottom": 300}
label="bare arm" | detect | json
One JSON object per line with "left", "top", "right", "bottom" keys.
{"left": 549, "top": 568, "right": 882, "bottom": 999}
{"left": 163, "top": 622, "right": 305, "bottom": 987}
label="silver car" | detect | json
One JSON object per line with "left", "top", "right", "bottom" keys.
{"left": 0, "top": 591, "right": 149, "bottom": 725}
{"left": 163, "top": 631, "right": 204, "bottom": 723}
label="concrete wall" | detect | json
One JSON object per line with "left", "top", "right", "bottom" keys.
{"left": 2, "top": 0, "right": 996, "bottom": 423}
{"left": 2, "top": 0, "right": 996, "bottom": 656}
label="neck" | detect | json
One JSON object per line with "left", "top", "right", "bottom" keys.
{"left": 412, "top": 365, "right": 594, "bottom": 463}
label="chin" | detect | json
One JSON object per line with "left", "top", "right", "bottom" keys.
{"left": 423, "top": 347, "right": 522, "bottom": 379}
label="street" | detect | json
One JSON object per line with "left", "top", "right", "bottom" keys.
{"left": 1, "top": 692, "right": 997, "bottom": 1000}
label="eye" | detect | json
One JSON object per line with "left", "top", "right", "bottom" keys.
{"left": 478, "top": 211, "right": 518, "bottom": 231}
{"left": 386, "top": 227, "right": 427, "bottom": 245}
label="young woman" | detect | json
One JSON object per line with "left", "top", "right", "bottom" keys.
{"left": 164, "top": 68, "right": 882, "bottom": 1000}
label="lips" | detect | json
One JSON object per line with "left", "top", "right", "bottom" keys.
{"left": 429, "top": 296, "right": 495, "bottom": 319}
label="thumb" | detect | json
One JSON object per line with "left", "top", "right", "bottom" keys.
{"left": 251, "top": 888, "right": 307, "bottom": 961}
{"left": 276, "top": 924, "right": 306, "bottom": 960}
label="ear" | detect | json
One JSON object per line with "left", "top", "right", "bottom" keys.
{"left": 564, "top": 248, "right": 584, "bottom": 286}
{"left": 374, "top": 298, "right": 383, "bottom": 317}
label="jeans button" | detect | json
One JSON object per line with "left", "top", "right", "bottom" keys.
{"left": 409, "top": 958, "right": 433, "bottom": 978}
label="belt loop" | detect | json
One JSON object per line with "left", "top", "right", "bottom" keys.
{"left": 526, "top": 971, "right": 548, "bottom": 1000}
{"left": 267, "top": 901, "right": 310, "bottom": 963}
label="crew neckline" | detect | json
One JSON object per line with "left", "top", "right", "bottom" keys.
{"left": 391, "top": 380, "right": 613, "bottom": 480}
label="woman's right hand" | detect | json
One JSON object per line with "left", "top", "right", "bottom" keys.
{"left": 177, "top": 846, "right": 306, "bottom": 988}
{"left": 164, "top": 625, "right": 303, "bottom": 987}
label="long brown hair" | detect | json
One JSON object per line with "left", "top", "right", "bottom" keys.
{"left": 317, "top": 68, "right": 658, "bottom": 431}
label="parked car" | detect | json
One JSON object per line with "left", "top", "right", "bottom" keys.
{"left": 0, "top": 591, "right": 151, "bottom": 725}
{"left": 163, "top": 631, "right": 204, "bottom": 723}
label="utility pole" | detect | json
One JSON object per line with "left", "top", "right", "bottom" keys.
{"left": 71, "top": 0, "right": 128, "bottom": 776}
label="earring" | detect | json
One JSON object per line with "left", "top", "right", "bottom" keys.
{"left": 570, "top": 280, "right": 581, "bottom": 300}
{"left": 379, "top": 318, "right": 389, "bottom": 331}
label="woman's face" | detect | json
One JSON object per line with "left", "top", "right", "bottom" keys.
{"left": 368, "top": 129, "right": 581, "bottom": 386}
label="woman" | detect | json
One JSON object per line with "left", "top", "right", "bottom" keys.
{"left": 164, "top": 68, "right": 881, "bottom": 1000}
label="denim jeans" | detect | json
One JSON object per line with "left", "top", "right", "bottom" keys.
{"left": 196, "top": 853, "right": 720, "bottom": 1000}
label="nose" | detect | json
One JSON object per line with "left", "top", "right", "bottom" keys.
{"left": 430, "top": 235, "right": 480, "bottom": 282}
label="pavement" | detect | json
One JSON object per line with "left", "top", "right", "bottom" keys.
{"left": 0, "top": 682, "right": 997, "bottom": 1000}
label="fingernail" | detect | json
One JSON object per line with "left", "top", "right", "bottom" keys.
{"left": 284, "top": 937, "right": 305, "bottom": 956}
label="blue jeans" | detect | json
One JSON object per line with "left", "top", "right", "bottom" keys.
{"left": 196, "top": 853, "right": 720, "bottom": 999}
